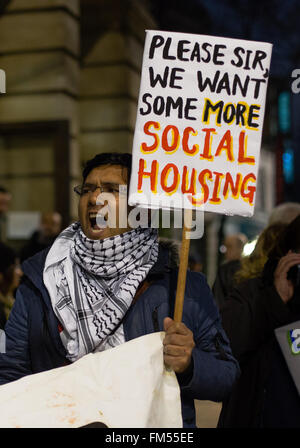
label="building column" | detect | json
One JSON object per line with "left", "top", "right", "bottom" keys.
{"left": 79, "top": 0, "right": 157, "bottom": 164}
{"left": 0, "top": 0, "right": 81, "bottom": 225}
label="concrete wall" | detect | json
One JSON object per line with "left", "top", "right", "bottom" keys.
{"left": 0, "top": 0, "right": 157, "bottom": 225}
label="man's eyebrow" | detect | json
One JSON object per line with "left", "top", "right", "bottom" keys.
{"left": 83, "top": 181, "right": 121, "bottom": 187}
{"left": 100, "top": 182, "right": 121, "bottom": 186}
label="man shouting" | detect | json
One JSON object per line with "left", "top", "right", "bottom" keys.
{"left": 0, "top": 152, "right": 239, "bottom": 427}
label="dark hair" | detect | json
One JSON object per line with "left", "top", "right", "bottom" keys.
{"left": 82, "top": 153, "right": 132, "bottom": 183}
{"left": 0, "top": 243, "right": 16, "bottom": 274}
{"left": 0, "top": 186, "right": 9, "bottom": 194}
{"left": 262, "top": 215, "right": 300, "bottom": 285}
{"left": 268, "top": 214, "right": 300, "bottom": 260}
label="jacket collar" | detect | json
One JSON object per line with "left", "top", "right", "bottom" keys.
{"left": 21, "top": 248, "right": 52, "bottom": 307}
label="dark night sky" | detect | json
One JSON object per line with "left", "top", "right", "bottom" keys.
{"left": 151, "top": 0, "right": 300, "bottom": 79}
{"left": 199, "top": 0, "right": 300, "bottom": 78}
{"left": 150, "top": 0, "right": 300, "bottom": 202}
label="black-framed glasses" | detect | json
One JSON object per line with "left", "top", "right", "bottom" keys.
{"left": 73, "top": 183, "right": 126, "bottom": 196}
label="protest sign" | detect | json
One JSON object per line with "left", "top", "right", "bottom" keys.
{"left": 129, "top": 30, "right": 272, "bottom": 217}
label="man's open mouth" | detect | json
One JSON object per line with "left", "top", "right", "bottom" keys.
{"left": 89, "top": 213, "right": 107, "bottom": 231}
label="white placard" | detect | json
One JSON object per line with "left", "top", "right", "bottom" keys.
{"left": 129, "top": 30, "right": 272, "bottom": 217}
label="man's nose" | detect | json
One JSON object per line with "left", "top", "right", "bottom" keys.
{"left": 88, "top": 189, "right": 100, "bottom": 205}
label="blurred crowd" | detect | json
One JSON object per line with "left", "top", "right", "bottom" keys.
{"left": 214, "top": 203, "right": 300, "bottom": 427}
{"left": 0, "top": 186, "right": 62, "bottom": 328}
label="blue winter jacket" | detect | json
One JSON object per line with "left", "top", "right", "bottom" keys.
{"left": 0, "top": 245, "right": 239, "bottom": 428}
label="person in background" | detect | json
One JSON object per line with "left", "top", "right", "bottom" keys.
{"left": 0, "top": 243, "right": 23, "bottom": 329}
{"left": 218, "top": 215, "right": 300, "bottom": 427}
{"left": 212, "top": 233, "right": 248, "bottom": 308}
{"left": 234, "top": 223, "right": 287, "bottom": 285}
{"left": 0, "top": 186, "right": 11, "bottom": 242}
{"left": 222, "top": 233, "right": 248, "bottom": 263}
{"left": 20, "top": 212, "right": 62, "bottom": 262}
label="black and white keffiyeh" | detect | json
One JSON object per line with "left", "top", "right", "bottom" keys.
{"left": 43, "top": 222, "right": 158, "bottom": 362}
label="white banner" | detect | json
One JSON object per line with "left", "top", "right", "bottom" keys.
{"left": 0, "top": 333, "right": 182, "bottom": 428}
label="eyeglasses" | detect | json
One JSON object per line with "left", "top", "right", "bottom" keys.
{"left": 74, "top": 183, "right": 126, "bottom": 196}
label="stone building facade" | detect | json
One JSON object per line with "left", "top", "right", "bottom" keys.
{"left": 0, "top": 0, "right": 156, "bottom": 228}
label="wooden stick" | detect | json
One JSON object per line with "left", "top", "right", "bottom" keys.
{"left": 173, "top": 208, "right": 193, "bottom": 323}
